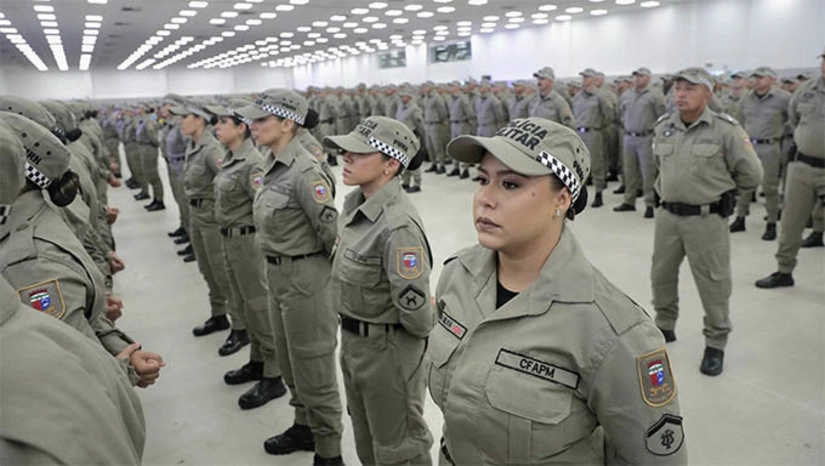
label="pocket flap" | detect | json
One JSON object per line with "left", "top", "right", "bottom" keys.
{"left": 485, "top": 366, "right": 573, "bottom": 425}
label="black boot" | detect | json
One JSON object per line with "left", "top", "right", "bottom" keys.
{"left": 143, "top": 200, "right": 157, "bottom": 210}
{"left": 755, "top": 272, "right": 794, "bottom": 289}
{"left": 801, "top": 231, "right": 824, "bottom": 248}
{"left": 174, "top": 234, "right": 191, "bottom": 245}
{"left": 729, "top": 216, "right": 746, "bottom": 232}
{"left": 125, "top": 178, "right": 140, "bottom": 189}
{"left": 168, "top": 227, "right": 186, "bottom": 238}
{"left": 218, "top": 329, "right": 250, "bottom": 357}
{"left": 424, "top": 164, "right": 438, "bottom": 173}
{"left": 658, "top": 327, "right": 676, "bottom": 343}
{"left": 436, "top": 166, "right": 446, "bottom": 174}
{"left": 446, "top": 168, "right": 460, "bottom": 177}
{"left": 177, "top": 244, "right": 193, "bottom": 256}
{"left": 644, "top": 206, "right": 655, "bottom": 219}
{"left": 612, "top": 184, "right": 626, "bottom": 194}
{"left": 591, "top": 192, "right": 603, "bottom": 208}
{"left": 613, "top": 203, "right": 636, "bottom": 212}
{"left": 459, "top": 169, "right": 470, "bottom": 179}
{"left": 192, "top": 315, "right": 230, "bottom": 337}
{"left": 224, "top": 360, "right": 264, "bottom": 385}
{"left": 699, "top": 347, "right": 724, "bottom": 376}
{"left": 238, "top": 376, "right": 287, "bottom": 409}
{"left": 264, "top": 424, "right": 315, "bottom": 455}
{"left": 146, "top": 201, "right": 166, "bottom": 212}
{"left": 761, "top": 222, "right": 777, "bottom": 241}
{"left": 134, "top": 191, "right": 150, "bottom": 201}
{"left": 183, "top": 253, "right": 196, "bottom": 263}
{"left": 314, "top": 454, "right": 345, "bottom": 466}
{"left": 406, "top": 185, "right": 421, "bottom": 193}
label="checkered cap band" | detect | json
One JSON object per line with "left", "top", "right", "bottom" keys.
{"left": 227, "top": 107, "right": 252, "bottom": 126}
{"left": 535, "top": 151, "right": 581, "bottom": 201}
{"left": 25, "top": 161, "right": 52, "bottom": 189}
{"left": 258, "top": 102, "right": 305, "bottom": 126}
{"left": 0, "top": 205, "right": 11, "bottom": 226}
{"left": 368, "top": 137, "right": 410, "bottom": 168}
{"left": 187, "top": 106, "right": 211, "bottom": 120}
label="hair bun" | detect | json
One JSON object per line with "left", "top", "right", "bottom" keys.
{"left": 303, "top": 108, "right": 320, "bottom": 129}
{"left": 47, "top": 169, "right": 80, "bottom": 207}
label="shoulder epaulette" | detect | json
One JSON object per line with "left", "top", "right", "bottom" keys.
{"left": 654, "top": 113, "right": 671, "bottom": 126}
{"left": 714, "top": 113, "right": 738, "bottom": 125}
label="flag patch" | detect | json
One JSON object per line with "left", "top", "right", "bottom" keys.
{"left": 637, "top": 347, "right": 677, "bottom": 407}
{"left": 17, "top": 279, "right": 67, "bottom": 319}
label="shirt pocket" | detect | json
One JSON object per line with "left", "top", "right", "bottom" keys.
{"left": 253, "top": 187, "right": 291, "bottom": 231}
{"left": 425, "top": 303, "right": 464, "bottom": 409}
{"left": 339, "top": 252, "right": 384, "bottom": 317}
{"left": 484, "top": 366, "right": 575, "bottom": 462}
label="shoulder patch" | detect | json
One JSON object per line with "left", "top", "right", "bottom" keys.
{"left": 398, "top": 285, "right": 426, "bottom": 311}
{"left": 646, "top": 414, "right": 684, "bottom": 456}
{"left": 17, "top": 279, "right": 66, "bottom": 319}
{"left": 637, "top": 347, "right": 678, "bottom": 407}
{"left": 397, "top": 247, "right": 424, "bottom": 280}
{"left": 311, "top": 179, "right": 332, "bottom": 204}
{"left": 250, "top": 172, "right": 264, "bottom": 191}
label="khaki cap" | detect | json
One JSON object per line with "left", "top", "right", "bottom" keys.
{"left": 0, "top": 121, "right": 25, "bottom": 210}
{"left": 632, "top": 67, "right": 652, "bottom": 77}
{"left": 533, "top": 66, "right": 556, "bottom": 80}
{"left": 730, "top": 70, "right": 749, "bottom": 79}
{"left": 323, "top": 115, "right": 420, "bottom": 169}
{"left": 235, "top": 88, "right": 308, "bottom": 125}
{"left": 673, "top": 67, "right": 715, "bottom": 92}
{"left": 168, "top": 98, "right": 213, "bottom": 120}
{"left": 448, "top": 117, "right": 591, "bottom": 201}
{"left": 579, "top": 68, "right": 598, "bottom": 78}
{"left": 0, "top": 96, "right": 58, "bottom": 132}
{"left": 750, "top": 66, "right": 776, "bottom": 78}
{"left": 0, "top": 112, "right": 71, "bottom": 190}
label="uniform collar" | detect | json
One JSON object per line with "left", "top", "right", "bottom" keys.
{"left": 672, "top": 106, "right": 714, "bottom": 131}
{"left": 265, "top": 137, "right": 301, "bottom": 174}
{"left": 224, "top": 138, "right": 255, "bottom": 167}
{"left": 343, "top": 177, "right": 402, "bottom": 224}
{"left": 0, "top": 191, "right": 45, "bottom": 240}
{"left": 190, "top": 128, "right": 218, "bottom": 153}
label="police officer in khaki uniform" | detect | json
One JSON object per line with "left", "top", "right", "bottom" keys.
{"left": 508, "top": 80, "right": 533, "bottom": 119}
{"left": 650, "top": 68, "right": 762, "bottom": 375}
{"left": 0, "top": 111, "right": 165, "bottom": 388}
{"left": 573, "top": 68, "right": 616, "bottom": 207}
{"left": 101, "top": 108, "right": 123, "bottom": 177}
{"left": 324, "top": 116, "right": 435, "bottom": 465}
{"left": 169, "top": 100, "right": 235, "bottom": 337}
{"left": 135, "top": 104, "right": 165, "bottom": 211}
{"left": 422, "top": 81, "right": 450, "bottom": 174}
{"left": 728, "top": 66, "right": 791, "bottom": 240}
{"left": 446, "top": 81, "right": 476, "bottom": 178}
{"left": 236, "top": 89, "right": 343, "bottom": 465}
{"left": 529, "top": 67, "right": 576, "bottom": 128}
{"left": 396, "top": 89, "right": 426, "bottom": 192}
{"left": 756, "top": 49, "right": 825, "bottom": 288}
{"left": 206, "top": 102, "right": 287, "bottom": 410}
{"left": 158, "top": 95, "right": 193, "bottom": 250}
{"left": 429, "top": 116, "right": 686, "bottom": 464}
{"left": 614, "top": 67, "right": 668, "bottom": 217}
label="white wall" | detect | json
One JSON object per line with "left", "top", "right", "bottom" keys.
{"left": 2, "top": 0, "right": 822, "bottom": 100}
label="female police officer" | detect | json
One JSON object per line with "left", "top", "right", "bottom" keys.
{"left": 323, "top": 116, "right": 434, "bottom": 465}
{"left": 206, "top": 101, "right": 286, "bottom": 410}
{"left": 235, "top": 89, "right": 343, "bottom": 465}
{"left": 427, "top": 117, "right": 687, "bottom": 465}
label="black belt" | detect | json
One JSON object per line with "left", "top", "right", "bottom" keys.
{"left": 266, "top": 252, "right": 322, "bottom": 265}
{"left": 661, "top": 201, "right": 721, "bottom": 216}
{"left": 220, "top": 225, "right": 256, "bottom": 238}
{"left": 626, "top": 131, "right": 652, "bottom": 137}
{"left": 577, "top": 127, "right": 598, "bottom": 133}
{"left": 793, "top": 152, "right": 825, "bottom": 168}
{"left": 751, "top": 138, "right": 780, "bottom": 145}
{"left": 189, "top": 198, "right": 207, "bottom": 207}
{"left": 340, "top": 316, "right": 403, "bottom": 337}
{"left": 440, "top": 438, "right": 455, "bottom": 466}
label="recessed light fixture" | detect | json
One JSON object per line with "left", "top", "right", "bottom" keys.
{"left": 210, "top": 18, "right": 226, "bottom": 24}
{"left": 404, "top": 4, "right": 423, "bottom": 11}
{"left": 565, "top": 7, "right": 584, "bottom": 13}
{"left": 33, "top": 5, "right": 54, "bottom": 12}
{"left": 555, "top": 14, "right": 572, "bottom": 21}
{"left": 369, "top": 2, "right": 388, "bottom": 8}
{"left": 393, "top": 18, "right": 409, "bottom": 24}
{"left": 189, "top": 1, "right": 209, "bottom": 8}
{"left": 234, "top": 3, "right": 253, "bottom": 10}
{"left": 616, "top": 0, "right": 636, "bottom": 4}
{"left": 590, "top": 9, "right": 608, "bottom": 15}
{"left": 468, "top": 0, "right": 488, "bottom": 5}
{"left": 351, "top": 8, "right": 369, "bottom": 15}
{"left": 505, "top": 23, "right": 520, "bottom": 29}
{"left": 417, "top": 11, "right": 434, "bottom": 18}
{"left": 437, "top": 6, "right": 456, "bottom": 13}
{"left": 505, "top": 11, "right": 523, "bottom": 17}
{"left": 171, "top": 17, "right": 188, "bottom": 24}
{"left": 260, "top": 12, "right": 277, "bottom": 19}
{"left": 221, "top": 11, "right": 239, "bottom": 18}
{"left": 539, "top": 4, "right": 559, "bottom": 11}
{"left": 483, "top": 15, "right": 499, "bottom": 21}
{"left": 275, "top": 4, "right": 295, "bottom": 11}
{"left": 37, "top": 14, "right": 56, "bottom": 21}
{"left": 640, "top": 1, "right": 660, "bottom": 7}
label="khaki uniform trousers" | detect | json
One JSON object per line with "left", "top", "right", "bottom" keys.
{"left": 401, "top": 168, "right": 422, "bottom": 188}
{"left": 652, "top": 209, "right": 732, "bottom": 350}
{"left": 123, "top": 141, "right": 143, "bottom": 185}
{"left": 265, "top": 253, "right": 343, "bottom": 458}
{"left": 104, "top": 137, "right": 121, "bottom": 167}
{"left": 776, "top": 161, "right": 825, "bottom": 273}
{"left": 580, "top": 129, "right": 607, "bottom": 192}
{"left": 222, "top": 233, "right": 280, "bottom": 376}
{"left": 166, "top": 161, "right": 189, "bottom": 230}
{"left": 189, "top": 200, "right": 232, "bottom": 319}
{"left": 605, "top": 123, "right": 620, "bottom": 175}
{"left": 736, "top": 142, "right": 782, "bottom": 222}
{"left": 340, "top": 328, "right": 432, "bottom": 466}
{"left": 622, "top": 134, "right": 656, "bottom": 206}
{"left": 424, "top": 123, "right": 448, "bottom": 168}
{"left": 139, "top": 144, "right": 164, "bottom": 201}
{"left": 452, "top": 123, "right": 474, "bottom": 173}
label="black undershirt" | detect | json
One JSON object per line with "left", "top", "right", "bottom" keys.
{"left": 496, "top": 281, "right": 519, "bottom": 309}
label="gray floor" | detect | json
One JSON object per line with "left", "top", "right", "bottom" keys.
{"left": 111, "top": 163, "right": 824, "bottom": 465}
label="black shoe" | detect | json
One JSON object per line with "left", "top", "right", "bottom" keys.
{"left": 459, "top": 169, "right": 470, "bottom": 179}
{"left": 607, "top": 171, "right": 619, "bottom": 182}
{"left": 168, "top": 227, "right": 186, "bottom": 238}
{"left": 755, "top": 272, "right": 794, "bottom": 289}
{"left": 134, "top": 192, "right": 150, "bottom": 201}
{"left": 401, "top": 183, "right": 410, "bottom": 190}
{"left": 658, "top": 327, "right": 676, "bottom": 343}
{"left": 436, "top": 166, "right": 446, "bottom": 174}
{"left": 146, "top": 201, "right": 165, "bottom": 212}
{"left": 406, "top": 186, "right": 421, "bottom": 193}
{"left": 644, "top": 206, "right": 654, "bottom": 219}
{"left": 192, "top": 315, "right": 230, "bottom": 337}
{"left": 174, "top": 235, "right": 190, "bottom": 245}
{"left": 264, "top": 424, "right": 315, "bottom": 455}
{"left": 424, "top": 164, "right": 438, "bottom": 173}
{"left": 239, "top": 377, "right": 287, "bottom": 410}
{"left": 801, "top": 231, "right": 824, "bottom": 248}
{"left": 143, "top": 200, "right": 157, "bottom": 210}
{"left": 446, "top": 168, "right": 460, "bottom": 177}
{"left": 183, "top": 253, "right": 196, "bottom": 263}
{"left": 219, "top": 329, "right": 250, "bottom": 357}
{"left": 314, "top": 455, "right": 345, "bottom": 466}
{"left": 699, "top": 347, "right": 724, "bottom": 376}
{"left": 471, "top": 176, "right": 482, "bottom": 182}
{"left": 224, "top": 360, "right": 264, "bottom": 385}
{"left": 126, "top": 178, "right": 140, "bottom": 189}
{"left": 612, "top": 184, "right": 626, "bottom": 194}
{"left": 729, "top": 216, "right": 746, "bottom": 232}
{"left": 761, "top": 222, "right": 777, "bottom": 241}
{"left": 591, "top": 192, "right": 603, "bottom": 208}
{"left": 177, "top": 244, "right": 193, "bottom": 256}
{"left": 636, "top": 189, "right": 644, "bottom": 198}
{"left": 613, "top": 203, "right": 636, "bottom": 212}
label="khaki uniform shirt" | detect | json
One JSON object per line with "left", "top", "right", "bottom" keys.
{"left": 396, "top": 102, "right": 426, "bottom": 139}
{"left": 427, "top": 229, "right": 687, "bottom": 464}
{"left": 424, "top": 91, "right": 450, "bottom": 124}
{"left": 448, "top": 93, "right": 476, "bottom": 133}
{"left": 573, "top": 89, "right": 614, "bottom": 129}
{"left": 528, "top": 90, "right": 575, "bottom": 128}
{"left": 474, "top": 95, "right": 503, "bottom": 136}
{"left": 738, "top": 87, "right": 791, "bottom": 140}
{"left": 621, "top": 85, "right": 668, "bottom": 133}
{"left": 136, "top": 117, "right": 158, "bottom": 146}
{"left": 0, "top": 278, "right": 145, "bottom": 465}
{"left": 252, "top": 138, "right": 338, "bottom": 257}
{"left": 183, "top": 130, "right": 224, "bottom": 201}
{"left": 332, "top": 178, "right": 434, "bottom": 338}
{"left": 214, "top": 138, "right": 263, "bottom": 228}
{"left": 789, "top": 76, "right": 825, "bottom": 158}
{"left": 122, "top": 119, "right": 138, "bottom": 143}
{"left": 0, "top": 191, "right": 133, "bottom": 356}
{"left": 508, "top": 94, "right": 533, "bottom": 120}
{"left": 652, "top": 107, "right": 763, "bottom": 205}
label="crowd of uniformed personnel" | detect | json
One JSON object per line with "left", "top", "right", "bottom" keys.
{"left": 0, "top": 47, "right": 823, "bottom": 465}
